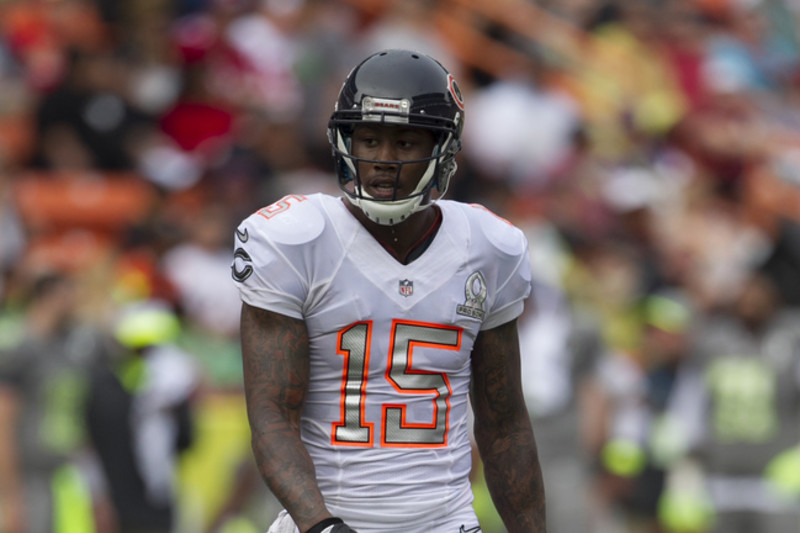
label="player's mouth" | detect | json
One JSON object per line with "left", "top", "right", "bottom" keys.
{"left": 365, "top": 178, "right": 400, "bottom": 200}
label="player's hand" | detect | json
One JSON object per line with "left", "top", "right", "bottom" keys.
{"left": 307, "top": 517, "right": 358, "bottom": 533}
{"left": 326, "top": 523, "right": 357, "bottom": 533}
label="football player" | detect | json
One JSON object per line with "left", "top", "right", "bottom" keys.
{"left": 232, "top": 49, "right": 546, "bottom": 533}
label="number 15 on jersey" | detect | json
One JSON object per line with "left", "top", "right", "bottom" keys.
{"left": 332, "top": 319, "right": 462, "bottom": 449}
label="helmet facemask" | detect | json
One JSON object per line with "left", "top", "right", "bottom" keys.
{"left": 329, "top": 114, "right": 461, "bottom": 225}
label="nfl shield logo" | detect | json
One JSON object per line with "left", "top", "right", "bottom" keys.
{"left": 399, "top": 279, "right": 414, "bottom": 297}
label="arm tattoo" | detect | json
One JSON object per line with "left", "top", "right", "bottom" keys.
{"left": 471, "top": 319, "right": 547, "bottom": 533}
{"left": 240, "top": 303, "right": 332, "bottom": 530}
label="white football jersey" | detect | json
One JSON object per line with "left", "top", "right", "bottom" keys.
{"left": 233, "top": 193, "right": 531, "bottom": 531}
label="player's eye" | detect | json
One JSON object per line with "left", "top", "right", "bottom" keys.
{"left": 398, "top": 139, "right": 415, "bottom": 149}
{"left": 352, "top": 135, "right": 376, "bottom": 148}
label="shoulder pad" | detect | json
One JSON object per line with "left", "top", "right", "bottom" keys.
{"left": 243, "top": 194, "right": 326, "bottom": 246}
{"left": 468, "top": 203, "right": 527, "bottom": 256}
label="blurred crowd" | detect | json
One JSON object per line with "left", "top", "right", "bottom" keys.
{"left": 0, "top": 0, "right": 799, "bottom": 532}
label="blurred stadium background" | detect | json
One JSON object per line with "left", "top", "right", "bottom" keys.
{"left": 1, "top": 0, "right": 799, "bottom": 532}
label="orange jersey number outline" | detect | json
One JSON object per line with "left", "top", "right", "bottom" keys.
{"left": 256, "top": 194, "right": 307, "bottom": 219}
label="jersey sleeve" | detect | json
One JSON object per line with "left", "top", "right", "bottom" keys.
{"left": 471, "top": 205, "right": 533, "bottom": 331}
{"left": 231, "top": 196, "right": 325, "bottom": 319}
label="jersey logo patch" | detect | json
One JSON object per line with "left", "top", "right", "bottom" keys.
{"left": 231, "top": 247, "right": 253, "bottom": 282}
{"left": 235, "top": 227, "right": 249, "bottom": 242}
{"left": 456, "top": 271, "right": 487, "bottom": 320}
{"left": 398, "top": 279, "right": 414, "bottom": 297}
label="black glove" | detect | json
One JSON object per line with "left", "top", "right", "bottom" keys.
{"left": 329, "top": 523, "right": 358, "bottom": 533}
{"left": 306, "top": 517, "right": 357, "bottom": 533}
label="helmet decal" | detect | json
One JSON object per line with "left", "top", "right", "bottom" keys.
{"left": 361, "top": 96, "right": 411, "bottom": 122}
{"left": 448, "top": 74, "right": 465, "bottom": 111}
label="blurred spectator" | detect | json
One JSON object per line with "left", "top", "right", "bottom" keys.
{"left": 590, "top": 336, "right": 648, "bottom": 533}
{"left": 0, "top": 0, "right": 109, "bottom": 94}
{"left": 658, "top": 0, "right": 715, "bottom": 112}
{"left": 0, "top": 174, "right": 25, "bottom": 305}
{"left": 673, "top": 271, "right": 800, "bottom": 533}
{"left": 158, "top": 200, "right": 244, "bottom": 391}
{"left": 519, "top": 279, "right": 610, "bottom": 533}
{"left": 291, "top": 0, "right": 363, "bottom": 166}
{"left": 567, "top": 0, "right": 687, "bottom": 158}
{"left": 463, "top": 50, "right": 583, "bottom": 189}
{"left": 758, "top": 219, "right": 800, "bottom": 307}
{"left": 32, "top": 47, "right": 153, "bottom": 171}
{"left": 86, "top": 299, "right": 200, "bottom": 533}
{"left": 139, "top": 61, "right": 235, "bottom": 192}
{"left": 0, "top": 270, "right": 112, "bottom": 533}
{"left": 161, "top": 203, "right": 240, "bottom": 340}
{"left": 357, "top": 0, "right": 460, "bottom": 80}
{"left": 595, "top": 290, "right": 705, "bottom": 533}
{"left": 2, "top": 1, "right": 800, "bottom": 531}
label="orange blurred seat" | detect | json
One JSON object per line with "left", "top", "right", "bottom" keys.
{"left": 13, "top": 171, "right": 159, "bottom": 272}
{"left": 21, "top": 230, "right": 114, "bottom": 273}
{"left": 14, "top": 171, "right": 158, "bottom": 234}
{"left": 0, "top": 114, "right": 35, "bottom": 166}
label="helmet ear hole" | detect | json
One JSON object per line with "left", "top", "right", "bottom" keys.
{"left": 337, "top": 158, "right": 354, "bottom": 184}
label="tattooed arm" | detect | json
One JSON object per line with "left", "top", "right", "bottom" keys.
{"left": 471, "top": 318, "right": 546, "bottom": 533}
{"left": 240, "top": 302, "right": 334, "bottom": 532}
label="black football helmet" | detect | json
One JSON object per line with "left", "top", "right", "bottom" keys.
{"left": 328, "top": 49, "right": 464, "bottom": 225}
